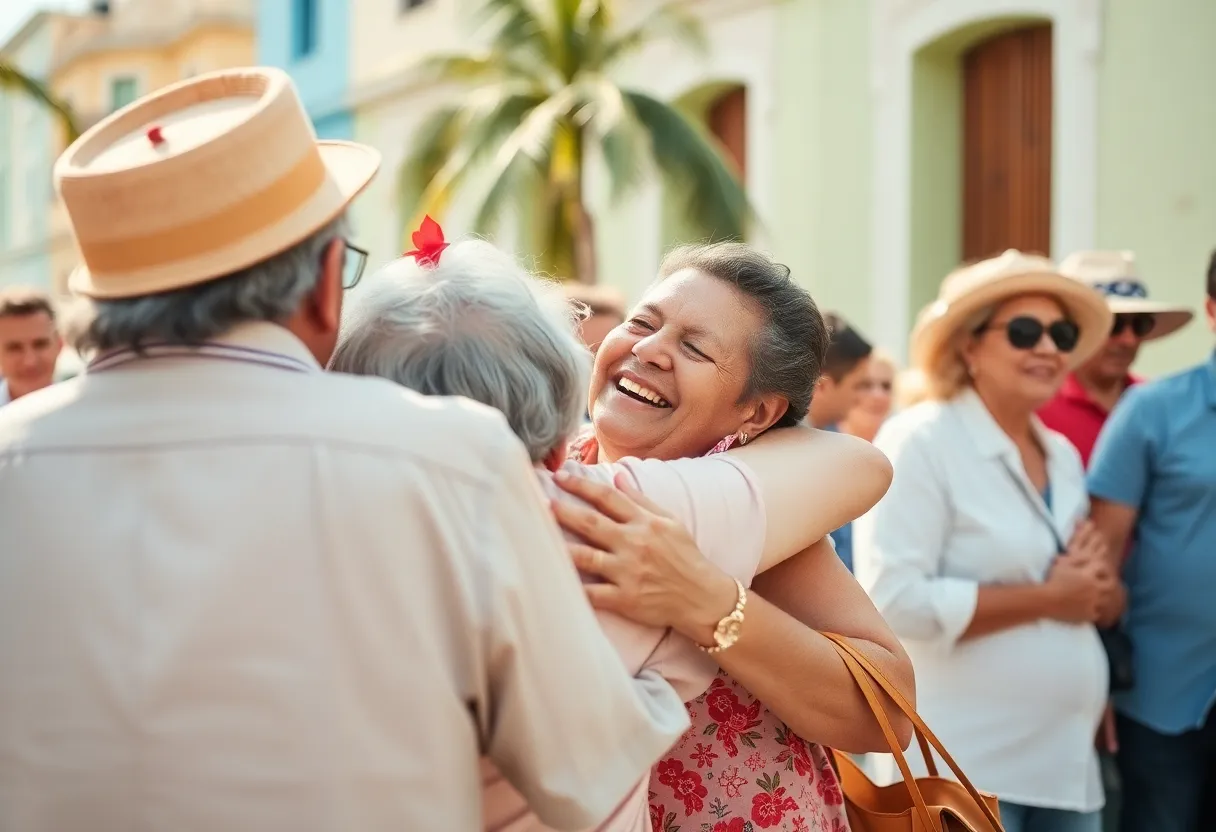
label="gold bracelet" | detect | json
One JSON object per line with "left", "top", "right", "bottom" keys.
{"left": 698, "top": 578, "right": 747, "bottom": 654}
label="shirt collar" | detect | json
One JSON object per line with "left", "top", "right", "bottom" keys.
{"left": 87, "top": 322, "right": 322, "bottom": 374}
{"left": 0, "top": 380, "right": 9, "bottom": 407}
{"left": 953, "top": 387, "right": 1058, "bottom": 462}
{"left": 1058, "top": 371, "right": 1141, "bottom": 406}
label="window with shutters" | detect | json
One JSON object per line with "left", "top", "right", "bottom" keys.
{"left": 962, "top": 24, "right": 1053, "bottom": 261}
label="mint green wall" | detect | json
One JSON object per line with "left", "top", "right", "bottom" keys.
{"left": 770, "top": 0, "right": 872, "bottom": 329}
{"left": 1096, "top": 0, "right": 1216, "bottom": 375}
{"left": 910, "top": 44, "right": 962, "bottom": 325}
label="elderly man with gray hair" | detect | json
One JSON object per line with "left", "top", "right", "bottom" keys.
{"left": 0, "top": 69, "right": 699, "bottom": 832}
{"left": 331, "top": 239, "right": 893, "bottom": 832}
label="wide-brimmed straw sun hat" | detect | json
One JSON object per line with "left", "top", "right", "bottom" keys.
{"left": 1058, "top": 250, "right": 1193, "bottom": 341}
{"left": 910, "top": 249, "right": 1114, "bottom": 395}
{"left": 55, "top": 66, "right": 381, "bottom": 299}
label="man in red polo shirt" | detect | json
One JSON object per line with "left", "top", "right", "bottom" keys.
{"left": 1040, "top": 251, "right": 1194, "bottom": 465}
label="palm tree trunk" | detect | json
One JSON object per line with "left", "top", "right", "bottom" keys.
{"left": 569, "top": 128, "right": 597, "bottom": 284}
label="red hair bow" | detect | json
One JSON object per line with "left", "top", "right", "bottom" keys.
{"left": 404, "top": 215, "right": 449, "bottom": 267}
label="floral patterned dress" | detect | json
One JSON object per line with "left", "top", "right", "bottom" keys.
{"left": 648, "top": 672, "right": 849, "bottom": 832}
{"left": 568, "top": 431, "right": 850, "bottom": 832}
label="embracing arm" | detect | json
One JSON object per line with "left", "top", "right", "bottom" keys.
{"left": 551, "top": 473, "right": 913, "bottom": 753}
{"left": 727, "top": 425, "right": 893, "bottom": 571}
{"left": 713, "top": 538, "right": 915, "bottom": 753}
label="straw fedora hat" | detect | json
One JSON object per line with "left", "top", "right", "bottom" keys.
{"left": 54, "top": 67, "right": 380, "bottom": 299}
{"left": 910, "top": 249, "right": 1114, "bottom": 393}
{"left": 1058, "top": 250, "right": 1193, "bottom": 341}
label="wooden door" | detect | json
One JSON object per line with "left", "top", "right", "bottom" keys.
{"left": 962, "top": 24, "right": 1052, "bottom": 260}
{"left": 708, "top": 86, "right": 747, "bottom": 180}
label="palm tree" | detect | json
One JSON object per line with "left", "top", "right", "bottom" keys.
{"left": 0, "top": 59, "right": 79, "bottom": 141}
{"left": 399, "top": 0, "right": 750, "bottom": 283}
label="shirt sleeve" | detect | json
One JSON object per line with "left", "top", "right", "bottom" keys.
{"left": 1087, "top": 387, "right": 1156, "bottom": 511}
{"left": 480, "top": 437, "right": 690, "bottom": 830}
{"left": 611, "top": 455, "right": 767, "bottom": 586}
{"left": 602, "top": 456, "right": 767, "bottom": 702}
{"left": 853, "top": 421, "right": 978, "bottom": 646}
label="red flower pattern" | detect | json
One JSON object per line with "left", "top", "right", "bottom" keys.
{"left": 650, "top": 671, "right": 850, "bottom": 832}
{"left": 713, "top": 819, "right": 748, "bottom": 832}
{"left": 816, "top": 759, "right": 844, "bottom": 807}
{"left": 691, "top": 742, "right": 720, "bottom": 768}
{"left": 656, "top": 758, "right": 709, "bottom": 816}
{"left": 752, "top": 787, "right": 799, "bottom": 828}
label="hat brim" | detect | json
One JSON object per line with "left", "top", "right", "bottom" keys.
{"left": 69, "top": 140, "right": 381, "bottom": 299}
{"left": 1104, "top": 299, "right": 1194, "bottom": 341}
{"left": 911, "top": 270, "right": 1115, "bottom": 377}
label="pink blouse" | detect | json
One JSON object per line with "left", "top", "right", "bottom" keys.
{"left": 567, "top": 432, "right": 850, "bottom": 832}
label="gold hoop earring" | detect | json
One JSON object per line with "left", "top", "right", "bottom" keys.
{"left": 739, "top": 432, "right": 749, "bottom": 446}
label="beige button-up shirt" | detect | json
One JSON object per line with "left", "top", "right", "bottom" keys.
{"left": 0, "top": 323, "right": 689, "bottom": 831}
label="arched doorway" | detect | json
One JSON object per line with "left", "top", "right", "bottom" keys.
{"left": 962, "top": 24, "right": 1053, "bottom": 260}
{"left": 707, "top": 86, "right": 747, "bottom": 181}
{"left": 660, "top": 82, "right": 748, "bottom": 250}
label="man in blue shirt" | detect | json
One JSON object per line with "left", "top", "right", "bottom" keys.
{"left": 810, "top": 313, "right": 873, "bottom": 571}
{"left": 1088, "top": 250, "right": 1216, "bottom": 832}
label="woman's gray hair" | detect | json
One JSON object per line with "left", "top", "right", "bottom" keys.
{"left": 658, "top": 242, "right": 827, "bottom": 428}
{"left": 63, "top": 215, "right": 348, "bottom": 353}
{"left": 330, "top": 240, "right": 591, "bottom": 463}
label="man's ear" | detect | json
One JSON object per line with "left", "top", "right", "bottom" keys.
{"left": 310, "top": 238, "right": 345, "bottom": 333}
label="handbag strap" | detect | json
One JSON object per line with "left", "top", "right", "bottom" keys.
{"left": 823, "top": 633, "right": 1004, "bottom": 831}
{"left": 830, "top": 642, "right": 938, "bottom": 830}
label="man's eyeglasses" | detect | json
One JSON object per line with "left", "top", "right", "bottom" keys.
{"left": 342, "top": 242, "right": 369, "bottom": 290}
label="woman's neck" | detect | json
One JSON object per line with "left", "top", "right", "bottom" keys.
{"left": 974, "top": 385, "right": 1036, "bottom": 444}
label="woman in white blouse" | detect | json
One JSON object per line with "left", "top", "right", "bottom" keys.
{"left": 853, "top": 250, "right": 1124, "bottom": 832}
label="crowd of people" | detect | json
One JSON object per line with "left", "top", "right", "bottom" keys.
{"left": 1, "top": 66, "right": 1214, "bottom": 832}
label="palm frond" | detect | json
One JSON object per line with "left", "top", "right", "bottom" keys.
{"left": 577, "top": 75, "right": 647, "bottom": 202}
{"left": 474, "top": 0, "right": 556, "bottom": 68}
{"left": 469, "top": 85, "right": 579, "bottom": 233}
{"left": 398, "top": 106, "right": 465, "bottom": 209}
{"left": 472, "top": 146, "right": 545, "bottom": 238}
{"left": 0, "top": 60, "right": 79, "bottom": 141}
{"left": 399, "top": 86, "right": 547, "bottom": 238}
{"left": 625, "top": 89, "right": 751, "bottom": 241}
{"left": 601, "top": 5, "right": 707, "bottom": 71}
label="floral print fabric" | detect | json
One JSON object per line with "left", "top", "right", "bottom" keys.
{"left": 648, "top": 672, "right": 849, "bottom": 832}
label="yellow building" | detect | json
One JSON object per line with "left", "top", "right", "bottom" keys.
{"left": 0, "top": 0, "right": 254, "bottom": 296}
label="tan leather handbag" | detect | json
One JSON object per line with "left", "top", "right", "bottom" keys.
{"left": 821, "top": 633, "right": 1004, "bottom": 832}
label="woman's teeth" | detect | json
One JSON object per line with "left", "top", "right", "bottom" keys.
{"left": 617, "top": 377, "right": 670, "bottom": 408}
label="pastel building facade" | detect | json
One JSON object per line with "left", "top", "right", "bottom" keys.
{"left": 257, "top": 0, "right": 354, "bottom": 139}
{"left": 269, "top": 0, "right": 1214, "bottom": 375}
{"left": 0, "top": 0, "right": 256, "bottom": 295}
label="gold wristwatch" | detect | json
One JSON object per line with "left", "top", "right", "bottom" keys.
{"left": 698, "top": 578, "right": 747, "bottom": 654}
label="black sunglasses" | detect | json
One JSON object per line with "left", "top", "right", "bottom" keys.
{"left": 1111, "top": 313, "right": 1155, "bottom": 338}
{"left": 342, "top": 242, "right": 369, "bottom": 290}
{"left": 976, "top": 316, "right": 1081, "bottom": 353}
